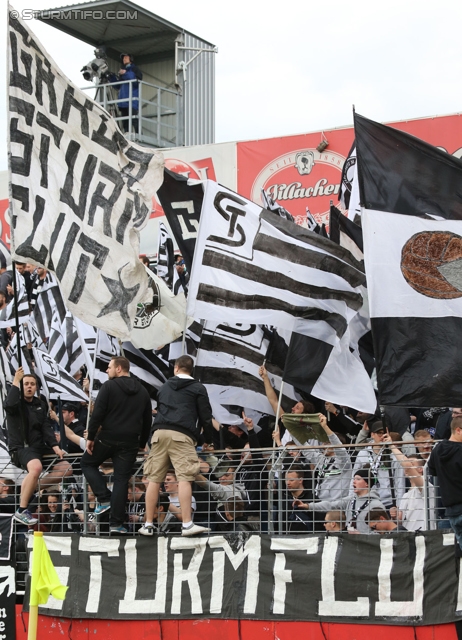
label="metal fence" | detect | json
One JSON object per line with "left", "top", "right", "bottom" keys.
{"left": 1, "top": 440, "right": 446, "bottom": 535}
{"left": 4, "top": 440, "right": 448, "bottom": 595}
{"left": 81, "top": 78, "right": 181, "bottom": 147}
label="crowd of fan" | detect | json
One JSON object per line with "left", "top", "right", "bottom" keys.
{"left": 0, "top": 378, "right": 456, "bottom": 537}
{"left": 0, "top": 259, "right": 456, "bottom": 537}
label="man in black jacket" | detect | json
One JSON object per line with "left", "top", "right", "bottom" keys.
{"left": 80, "top": 356, "right": 152, "bottom": 534}
{"left": 5, "top": 367, "right": 68, "bottom": 526}
{"left": 428, "top": 415, "right": 462, "bottom": 550}
{"left": 140, "top": 355, "right": 213, "bottom": 537}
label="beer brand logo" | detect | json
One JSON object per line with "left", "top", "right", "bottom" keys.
{"left": 251, "top": 148, "right": 346, "bottom": 227}
{"left": 294, "top": 151, "right": 315, "bottom": 175}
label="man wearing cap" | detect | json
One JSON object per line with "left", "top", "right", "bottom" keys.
{"left": 294, "top": 466, "right": 386, "bottom": 533}
{"left": 117, "top": 53, "right": 142, "bottom": 133}
{"left": 59, "top": 403, "right": 85, "bottom": 457}
{"left": 353, "top": 420, "right": 406, "bottom": 509}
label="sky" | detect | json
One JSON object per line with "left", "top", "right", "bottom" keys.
{"left": 1, "top": 0, "right": 462, "bottom": 173}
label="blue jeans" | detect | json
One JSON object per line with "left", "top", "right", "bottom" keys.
{"left": 448, "top": 514, "right": 462, "bottom": 551}
{"left": 81, "top": 437, "right": 138, "bottom": 527}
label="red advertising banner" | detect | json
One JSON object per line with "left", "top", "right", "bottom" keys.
{"left": 237, "top": 113, "right": 462, "bottom": 227}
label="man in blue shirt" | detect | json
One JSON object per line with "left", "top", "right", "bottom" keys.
{"left": 117, "top": 53, "right": 142, "bottom": 133}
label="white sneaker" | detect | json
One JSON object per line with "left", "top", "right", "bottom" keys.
{"left": 139, "top": 524, "right": 155, "bottom": 536}
{"left": 181, "top": 524, "right": 211, "bottom": 536}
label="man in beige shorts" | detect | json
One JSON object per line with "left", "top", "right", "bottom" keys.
{"left": 140, "top": 355, "right": 214, "bottom": 536}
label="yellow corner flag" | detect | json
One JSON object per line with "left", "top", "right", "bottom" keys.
{"left": 28, "top": 531, "right": 68, "bottom": 640}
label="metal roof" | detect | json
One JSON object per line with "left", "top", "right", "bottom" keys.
{"left": 37, "top": 0, "right": 215, "bottom": 64}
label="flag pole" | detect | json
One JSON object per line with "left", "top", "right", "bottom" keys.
{"left": 274, "top": 381, "right": 284, "bottom": 448}
{"left": 85, "top": 329, "right": 100, "bottom": 437}
{"left": 180, "top": 313, "right": 188, "bottom": 356}
{"left": 11, "top": 262, "right": 22, "bottom": 370}
{"left": 12, "top": 263, "right": 29, "bottom": 447}
{"left": 28, "top": 531, "right": 43, "bottom": 640}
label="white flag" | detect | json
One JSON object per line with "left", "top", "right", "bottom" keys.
{"left": 33, "top": 347, "right": 88, "bottom": 402}
{"left": 8, "top": 12, "right": 164, "bottom": 339}
{"left": 130, "top": 266, "right": 187, "bottom": 350}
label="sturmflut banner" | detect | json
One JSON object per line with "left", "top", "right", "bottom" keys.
{"left": 25, "top": 532, "right": 462, "bottom": 625}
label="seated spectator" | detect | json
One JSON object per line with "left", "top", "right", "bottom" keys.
{"left": 216, "top": 498, "right": 259, "bottom": 532}
{"left": 324, "top": 510, "right": 346, "bottom": 532}
{"left": 155, "top": 492, "right": 182, "bottom": 533}
{"left": 0, "top": 477, "right": 17, "bottom": 513}
{"left": 73, "top": 486, "right": 97, "bottom": 533}
{"left": 194, "top": 464, "right": 246, "bottom": 522}
{"left": 127, "top": 479, "right": 146, "bottom": 532}
{"left": 368, "top": 507, "right": 408, "bottom": 532}
{"left": 164, "top": 470, "right": 196, "bottom": 523}
{"left": 283, "top": 465, "right": 314, "bottom": 533}
{"left": 294, "top": 466, "right": 386, "bottom": 533}
{"left": 231, "top": 415, "right": 267, "bottom": 522}
{"left": 353, "top": 421, "right": 406, "bottom": 509}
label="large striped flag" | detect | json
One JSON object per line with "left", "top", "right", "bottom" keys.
{"left": 48, "top": 310, "right": 85, "bottom": 376}
{"left": 123, "top": 341, "right": 170, "bottom": 392}
{"left": 157, "top": 222, "right": 174, "bottom": 288}
{"left": 195, "top": 322, "right": 300, "bottom": 417}
{"left": 329, "top": 205, "right": 374, "bottom": 376}
{"left": 187, "top": 181, "right": 376, "bottom": 412}
{"left": 33, "top": 347, "right": 88, "bottom": 402}
{"left": 0, "top": 270, "right": 30, "bottom": 328}
{"left": 32, "top": 272, "right": 66, "bottom": 342}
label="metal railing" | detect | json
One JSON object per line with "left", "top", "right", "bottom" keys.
{"left": 3, "top": 440, "right": 449, "bottom": 595}
{"left": 81, "top": 78, "right": 181, "bottom": 147}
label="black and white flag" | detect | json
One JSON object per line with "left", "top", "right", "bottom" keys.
{"left": 31, "top": 271, "right": 66, "bottom": 341}
{"left": 32, "top": 347, "right": 88, "bottom": 402}
{"left": 329, "top": 205, "right": 374, "bottom": 375}
{"left": 338, "top": 142, "right": 361, "bottom": 221}
{"left": 8, "top": 13, "right": 164, "bottom": 339}
{"left": 0, "top": 240, "right": 11, "bottom": 270}
{"left": 48, "top": 310, "right": 85, "bottom": 376}
{"left": 261, "top": 189, "right": 295, "bottom": 222}
{"left": 122, "top": 341, "right": 170, "bottom": 397}
{"left": 92, "top": 331, "right": 121, "bottom": 389}
{"left": 167, "top": 320, "right": 203, "bottom": 363}
{"left": 354, "top": 112, "right": 462, "bottom": 219}
{"left": 157, "top": 222, "right": 174, "bottom": 288}
{"left": 188, "top": 181, "right": 376, "bottom": 412}
{"left": 195, "top": 322, "right": 299, "bottom": 419}
{"left": 0, "top": 270, "right": 29, "bottom": 328}
{"left": 130, "top": 265, "right": 186, "bottom": 350}
{"left": 5, "top": 338, "right": 32, "bottom": 375}
{"left": 363, "top": 209, "right": 462, "bottom": 406}
{"left": 156, "top": 169, "right": 203, "bottom": 274}
{"left": 355, "top": 112, "right": 462, "bottom": 405}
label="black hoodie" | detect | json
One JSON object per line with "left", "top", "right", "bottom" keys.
{"left": 88, "top": 376, "right": 152, "bottom": 448}
{"left": 153, "top": 376, "right": 213, "bottom": 444}
{"left": 428, "top": 440, "right": 462, "bottom": 515}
